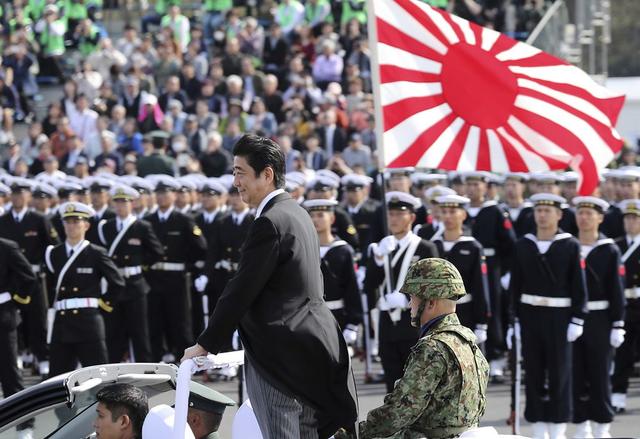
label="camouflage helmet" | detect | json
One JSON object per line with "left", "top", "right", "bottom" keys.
{"left": 400, "top": 258, "right": 466, "bottom": 301}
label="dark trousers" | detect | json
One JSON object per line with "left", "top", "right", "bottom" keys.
{"left": 521, "top": 306, "right": 573, "bottom": 423}
{"left": 148, "top": 272, "right": 193, "bottom": 361}
{"left": 612, "top": 317, "right": 640, "bottom": 394}
{"left": 485, "top": 260, "right": 504, "bottom": 361}
{"left": 104, "top": 295, "right": 152, "bottom": 363}
{"left": 0, "top": 306, "right": 23, "bottom": 397}
{"left": 380, "top": 338, "right": 415, "bottom": 393}
{"left": 573, "top": 311, "right": 614, "bottom": 423}
{"left": 50, "top": 340, "right": 108, "bottom": 377}
{"left": 18, "top": 281, "right": 49, "bottom": 360}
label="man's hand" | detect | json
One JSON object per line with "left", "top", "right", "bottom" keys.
{"left": 181, "top": 343, "right": 209, "bottom": 363}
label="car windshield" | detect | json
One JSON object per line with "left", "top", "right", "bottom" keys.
{"left": 0, "top": 380, "right": 175, "bottom": 439}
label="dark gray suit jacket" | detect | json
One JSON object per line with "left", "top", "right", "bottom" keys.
{"left": 198, "top": 192, "right": 358, "bottom": 436}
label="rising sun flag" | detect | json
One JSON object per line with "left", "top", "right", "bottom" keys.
{"left": 368, "top": 0, "right": 626, "bottom": 195}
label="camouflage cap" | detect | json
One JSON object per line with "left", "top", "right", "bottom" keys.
{"left": 400, "top": 258, "right": 466, "bottom": 300}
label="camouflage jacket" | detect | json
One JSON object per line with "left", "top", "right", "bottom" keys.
{"left": 356, "top": 313, "right": 489, "bottom": 439}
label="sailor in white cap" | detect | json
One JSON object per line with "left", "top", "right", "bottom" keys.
{"left": 414, "top": 185, "right": 456, "bottom": 241}
{"left": 506, "top": 193, "right": 587, "bottom": 439}
{"left": 370, "top": 168, "right": 416, "bottom": 244}
{"left": 145, "top": 176, "right": 207, "bottom": 362}
{"left": 571, "top": 196, "right": 624, "bottom": 438}
{"left": 45, "top": 202, "right": 125, "bottom": 377}
{"left": 462, "top": 171, "right": 517, "bottom": 382}
{"left": 341, "top": 174, "right": 379, "bottom": 264}
{"left": 611, "top": 199, "right": 640, "bottom": 415}
{"left": 87, "top": 177, "right": 116, "bottom": 244}
{"left": 303, "top": 199, "right": 362, "bottom": 346}
{"left": 98, "top": 185, "right": 164, "bottom": 364}
{"left": 32, "top": 182, "right": 59, "bottom": 217}
{"left": 307, "top": 175, "right": 360, "bottom": 250}
{"left": 530, "top": 172, "right": 578, "bottom": 235}
{"left": 601, "top": 169, "right": 640, "bottom": 240}
{"left": 501, "top": 173, "right": 535, "bottom": 238}
{"left": 431, "top": 194, "right": 489, "bottom": 344}
{"left": 410, "top": 173, "right": 448, "bottom": 229}
{"left": 363, "top": 191, "right": 439, "bottom": 393}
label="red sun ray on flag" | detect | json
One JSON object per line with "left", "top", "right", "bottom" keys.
{"left": 367, "top": 0, "right": 626, "bottom": 195}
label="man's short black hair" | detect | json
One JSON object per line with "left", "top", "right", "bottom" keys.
{"left": 96, "top": 384, "right": 149, "bottom": 437}
{"left": 232, "top": 134, "right": 285, "bottom": 190}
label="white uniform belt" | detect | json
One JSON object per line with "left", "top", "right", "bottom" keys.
{"left": 521, "top": 294, "right": 571, "bottom": 308}
{"left": 587, "top": 300, "right": 609, "bottom": 311}
{"left": 54, "top": 298, "right": 99, "bottom": 310}
{"left": 119, "top": 266, "right": 142, "bottom": 277}
{"left": 483, "top": 248, "right": 496, "bottom": 257}
{"left": 625, "top": 288, "right": 640, "bottom": 299}
{"left": 31, "top": 264, "right": 41, "bottom": 273}
{"left": 0, "top": 292, "right": 12, "bottom": 304}
{"left": 325, "top": 299, "right": 344, "bottom": 310}
{"left": 151, "top": 262, "right": 186, "bottom": 271}
{"left": 457, "top": 294, "right": 473, "bottom": 304}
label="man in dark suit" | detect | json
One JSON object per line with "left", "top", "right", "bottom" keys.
{"left": 0, "top": 178, "right": 60, "bottom": 376}
{"left": 182, "top": 135, "right": 358, "bottom": 438}
{"left": 44, "top": 202, "right": 125, "bottom": 377}
{"left": 98, "top": 185, "right": 164, "bottom": 363}
{"left": 316, "top": 109, "right": 347, "bottom": 156}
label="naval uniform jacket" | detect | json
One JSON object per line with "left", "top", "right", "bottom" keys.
{"left": 344, "top": 198, "right": 380, "bottom": 264}
{"left": 508, "top": 233, "right": 587, "bottom": 323}
{"left": 433, "top": 236, "right": 489, "bottom": 327}
{"left": 501, "top": 201, "right": 535, "bottom": 239}
{"left": 0, "top": 238, "right": 37, "bottom": 330}
{"left": 581, "top": 237, "right": 625, "bottom": 325}
{"left": 197, "top": 192, "right": 358, "bottom": 437}
{"left": 98, "top": 217, "right": 164, "bottom": 299}
{"left": 44, "top": 242, "right": 125, "bottom": 343}
{"left": 87, "top": 208, "right": 116, "bottom": 244}
{"left": 0, "top": 210, "right": 60, "bottom": 265}
{"left": 602, "top": 205, "right": 624, "bottom": 240}
{"left": 465, "top": 200, "right": 516, "bottom": 272}
{"left": 616, "top": 236, "right": 640, "bottom": 323}
{"left": 321, "top": 240, "right": 363, "bottom": 327}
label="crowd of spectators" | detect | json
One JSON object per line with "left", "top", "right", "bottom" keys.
{"left": 0, "top": 0, "right": 555, "bottom": 180}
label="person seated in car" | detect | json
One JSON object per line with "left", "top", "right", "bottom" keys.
{"left": 94, "top": 383, "right": 149, "bottom": 439}
{"left": 186, "top": 382, "right": 235, "bottom": 439}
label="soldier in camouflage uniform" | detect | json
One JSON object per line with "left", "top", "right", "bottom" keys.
{"left": 336, "top": 258, "right": 489, "bottom": 439}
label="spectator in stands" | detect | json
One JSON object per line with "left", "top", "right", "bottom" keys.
{"left": 262, "top": 23, "right": 289, "bottom": 76}
{"left": 238, "top": 17, "right": 265, "bottom": 60}
{"left": 34, "top": 5, "right": 66, "bottom": 83}
{"left": 95, "top": 131, "right": 124, "bottom": 174}
{"left": 42, "top": 102, "right": 64, "bottom": 137}
{"left": 246, "top": 97, "right": 278, "bottom": 136}
{"left": 303, "top": 133, "right": 328, "bottom": 171}
{"left": 161, "top": 5, "right": 191, "bottom": 53}
{"left": 137, "top": 93, "right": 164, "bottom": 134}
{"left": 117, "top": 118, "right": 145, "bottom": 156}
{"left": 21, "top": 122, "right": 49, "bottom": 158}
{"left": 199, "top": 131, "right": 232, "bottom": 177}
{"left": 68, "top": 93, "right": 99, "bottom": 143}
{"left": 60, "top": 135, "right": 89, "bottom": 174}
{"left": 342, "top": 133, "right": 372, "bottom": 171}
{"left": 316, "top": 108, "right": 347, "bottom": 156}
{"left": 275, "top": 0, "right": 305, "bottom": 38}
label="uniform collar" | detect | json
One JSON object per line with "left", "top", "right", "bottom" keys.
{"left": 419, "top": 313, "right": 458, "bottom": 337}
{"left": 157, "top": 206, "right": 175, "bottom": 221}
{"left": 12, "top": 207, "right": 28, "bottom": 222}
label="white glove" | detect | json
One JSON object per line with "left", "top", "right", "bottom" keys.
{"left": 506, "top": 325, "right": 520, "bottom": 350}
{"left": 385, "top": 291, "right": 408, "bottom": 309}
{"left": 356, "top": 266, "right": 366, "bottom": 291}
{"left": 610, "top": 328, "right": 626, "bottom": 348}
{"left": 567, "top": 323, "right": 584, "bottom": 342}
{"left": 194, "top": 275, "right": 208, "bottom": 293}
{"left": 375, "top": 236, "right": 397, "bottom": 258}
{"left": 500, "top": 272, "right": 511, "bottom": 290}
{"left": 474, "top": 327, "right": 488, "bottom": 344}
{"left": 232, "top": 330, "right": 241, "bottom": 350}
{"left": 343, "top": 325, "right": 358, "bottom": 345}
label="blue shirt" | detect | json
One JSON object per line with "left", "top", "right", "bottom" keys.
{"left": 419, "top": 313, "right": 450, "bottom": 338}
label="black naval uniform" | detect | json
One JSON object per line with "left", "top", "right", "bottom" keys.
{"left": 465, "top": 200, "right": 517, "bottom": 361}
{"left": 87, "top": 207, "right": 116, "bottom": 244}
{"left": 415, "top": 217, "right": 444, "bottom": 241}
{"left": 508, "top": 232, "right": 587, "bottom": 423}
{"left": 344, "top": 198, "right": 381, "bottom": 264}
{"left": 193, "top": 208, "right": 228, "bottom": 338}
{"left": 146, "top": 208, "right": 208, "bottom": 360}
{"left": 44, "top": 240, "right": 125, "bottom": 376}
{"left": 0, "top": 210, "right": 60, "bottom": 363}
{"left": 51, "top": 212, "right": 66, "bottom": 242}
{"left": 600, "top": 204, "right": 624, "bottom": 240}
{"left": 612, "top": 236, "right": 640, "bottom": 398}
{"left": 502, "top": 201, "right": 535, "bottom": 239}
{"left": 204, "top": 210, "right": 254, "bottom": 348}
{"left": 560, "top": 205, "right": 579, "bottom": 236}
{"left": 333, "top": 206, "right": 360, "bottom": 251}
{"left": 573, "top": 237, "right": 624, "bottom": 424}
{"left": 364, "top": 233, "right": 438, "bottom": 392}
{"left": 320, "top": 239, "right": 363, "bottom": 330}
{"left": 0, "top": 238, "right": 37, "bottom": 397}
{"left": 98, "top": 217, "right": 164, "bottom": 362}
{"left": 432, "top": 236, "right": 489, "bottom": 331}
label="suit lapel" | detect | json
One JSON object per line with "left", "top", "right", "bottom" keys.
{"left": 261, "top": 192, "right": 291, "bottom": 216}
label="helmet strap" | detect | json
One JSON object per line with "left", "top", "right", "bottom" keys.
{"left": 411, "top": 298, "right": 427, "bottom": 327}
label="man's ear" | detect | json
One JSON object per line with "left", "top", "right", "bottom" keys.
{"left": 119, "top": 414, "right": 131, "bottom": 430}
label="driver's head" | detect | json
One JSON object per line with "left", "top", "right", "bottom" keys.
{"left": 94, "top": 384, "right": 149, "bottom": 439}
{"left": 186, "top": 382, "right": 235, "bottom": 439}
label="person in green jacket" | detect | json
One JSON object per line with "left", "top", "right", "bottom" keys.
{"left": 141, "top": 0, "right": 181, "bottom": 34}
{"left": 34, "top": 4, "right": 66, "bottom": 82}
{"left": 203, "top": 0, "right": 233, "bottom": 46}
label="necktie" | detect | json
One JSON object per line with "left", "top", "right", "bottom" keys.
{"left": 117, "top": 221, "right": 122, "bottom": 232}
{"left": 68, "top": 248, "right": 74, "bottom": 258}
{"left": 14, "top": 215, "right": 20, "bottom": 223}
